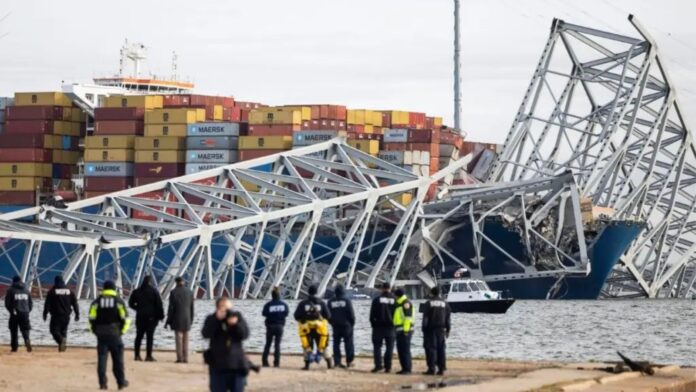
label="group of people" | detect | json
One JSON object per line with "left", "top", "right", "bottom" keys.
{"left": 4, "top": 274, "right": 452, "bottom": 392}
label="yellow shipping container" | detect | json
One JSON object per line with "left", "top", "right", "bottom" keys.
{"left": 0, "top": 177, "right": 48, "bottom": 191}
{"left": 84, "top": 149, "right": 134, "bottom": 162}
{"left": 135, "top": 150, "right": 186, "bottom": 163}
{"left": 391, "top": 111, "right": 410, "bottom": 126}
{"left": 248, "top": 109, "right": 302, "bottom": 125}
{"left": 213, "top": 105, "right": 223, "bottom": 121}
{"left": 85, "top": 136, "right": 136, "bottom": 149}
{"left": 368, "top": 111, "right": 383, "bottom": 126}
{"left": 347, "top": 109, "right": 365, "bottom": 125}
{"left": 347, "top": 139, "right": 380, "bottom": 155}
{"left": 0, "top": 163, "right": 52, "bottom": 177}
{"left": 71, "top": 108, "right": 83, "bottom": 123}
{"left": 433, "top": 117, "right": 443, "bottom": 127}
{"left": 363, "top": 125, "right": 375, "bottom": 134}
{"left": 281, "top": 106, "right": 312, "bottom": 121}
{"left": 145, "top": 108, "right": 205, "bottom": 124}
{"left": 52, "top": 150, "right": 81, "bottom": 164}
{"left": 14, "top": 92, "right": 72, "bottom": 107}
{"left": 135, "top": 136, "right": 187, "bottom": 150}
{"left": 53, "top": 121, "right": 81, "bottom": 136}
{"left": 144, "top": 124, "right": 188, "bottom": 137}
{"left": 238, "top": 136, "right": 293, "bottom": 150}
{"left": 103, "top": 95, "right": 163, "bottom": 109}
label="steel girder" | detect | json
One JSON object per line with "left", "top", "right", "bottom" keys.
{"left": 486, "top": 16, "right": 696, "bottom": 298}
{"left": 0, "top": 139, "right": 433, "bottom": 299}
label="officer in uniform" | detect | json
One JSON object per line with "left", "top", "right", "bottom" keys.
{"left": 4, "top": 275, "right": 33, "bottom": 352}
{"left": 128, "top": 275, "right": 165, "bottom": 361}
{"left": 393, "top": 287, "right": 414, "bottom": 374}
{"left": 261, "top": 286, "right": 289, "bottom": 367}
{"left": 43, "top": 275, "right": 79, "bottom": 352}
{"left": 369, "top": 282, "right": 396, "bottom": 373}
{"left": 293, "top": 285, "right": 332, "bottom": 370}
{"left": 328, "top": 284, "right": 355, "bottom": 368}
{"left": 88, "top": 280, "right": 131, "bottom": 390}
{"left": 421, "top": 286, "right": 452, "bottom": 376}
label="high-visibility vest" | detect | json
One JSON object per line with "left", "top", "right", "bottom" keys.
{"left": 393, "top": 295, "right": 413, "bottom": 333}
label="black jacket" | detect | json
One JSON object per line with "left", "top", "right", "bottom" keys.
{"left": 421, "top": 296, "right": 452, "bottom": 333}
{"left": 43, "top": 280, "right": 78, "bottom": 320}
{"left": 129, "top": 283, "right": 165, "bottom": 322}
{"left": 262, "top": 299, "right": 289, "bottom": 327}
{"left": 201, "top": 311, "right": 249, "bottom": 372}
{"left": 293, "top": 296, "right": 330, "bottom": 323}
{"left": 328, "top": 295, "right": 355, "bottom": 327}
{"left": 369, "top": 291, "right": 395, "bottom": 328}
{"left": 88, "top": 289, "right": 130, "bottom": 337}
{"left": 167, "top": 285, "right": 194, "bottom": 331}
{"left": 5, "top": 282, "right": 32, "bottom": 315}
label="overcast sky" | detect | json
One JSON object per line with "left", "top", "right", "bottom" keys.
{"left": 0, "top": 0, "right": 694, "bottom": 143}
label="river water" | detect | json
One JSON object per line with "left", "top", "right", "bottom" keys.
{"left": 1, "top": 299, "right": 693, "bottom": 365}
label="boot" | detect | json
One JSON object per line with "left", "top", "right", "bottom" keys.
{"left": 59, "top": 338, "right": 67, "bottom": 352}
{"left": 325, "top": 357, "right": 333, "bottom": 369}
{"left": 145, "top": 356, "right": 156, "bottom": 362}
{"left": 303, "top": 361, "right": 310, "bottom": 371}
{"left": 25, "top": 340, "right": 32, "bottom": 353}
{"left": 134, "top": 354, "right": 143, "bottom": 361}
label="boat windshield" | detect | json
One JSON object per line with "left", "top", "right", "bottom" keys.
{"left": 473, "top": 281, "right": 488, "bottom": 291}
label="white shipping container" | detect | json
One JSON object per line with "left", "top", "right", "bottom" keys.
{"left": 187, "top": 122, "right": 241, "bottom": 137}
{"left": 85, "top": 162, "right": 134, "bottom": 177}
{"left": 383, "top": 128, "right": 409, "bottom": 143}
{"left": 186, "top": 136, "right": 238, "bottom": 150}
{"left": 185, "top": 163, "right": 226, "bottom": 174}
{"left": 378, "top": 150, "right": 409, "bottom": 165}
{"left": 293, "top": 130, "right": 344, "bottom": 147}
{"left": 186, "top": 149, "right": 238, "bottom": 163}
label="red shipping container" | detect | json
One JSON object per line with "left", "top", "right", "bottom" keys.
{"left": 0, "top": 134, "right": 52, "bottom": 148}
{"left": 94, "top": 107, "right": 145, "bottom": 121}
{"left": 408, "top": 129, "right": 434, "bottom": 143}
{"left": 6, "top": 106, "right": 63, "bottom": 120}
{"left": 235, "top": 101, "right": 264, "bottom": 110}
{"left": 301, "top": 120, "right": 346, "bottom": 131}
{"left": 133, "top": 177, "right": 169, "bottom": 187}
{"left": 163, "top": 95, "right": 183, "bottom": 107}
{"left": 134, "top": 163, "right": 185, "bottom": 178}
{"left": 346, "top": 124, "right": 365, "bottom": 133}
{"left": 381, "top": 112, "right": 392, "bottom": 128}
{"left": 0, "top": 148, "right": 52, "bottom": 162}
{"left": 84, "top": 177, "right": 132, "bottom": 192}
{"left": 247, "top": 125, "right": 298, "bottom": 136}
{"left": 131, "top": 190, "right": 178, "bottom": 220}
{"left": 430, "top": 157, "right": 439, "bottom": 171}
{"left": 223, "top": 107, "right": 242, "bottom": 122}
{"left": 440, "top": 132, "right": 463, "bottom": 149}
{"left": 409, "top": 112, "right": 426, "bottom": 128}
{"left": 0, "top": 191, "right": 38, "bottom": 205}
{"left": 83, "top": 191, "right": 111, "bottom": 199}
{"left": 5, "top": 120, "right": 54, "bottom": 134}
{"left": 94, "top": 120, "right": 144, "bottom": 135}
{"left": 346, "top": 132, "right": 382, "bottom": 141}
{"left": 238, "top": 149, "right": 284, "bottom": 161}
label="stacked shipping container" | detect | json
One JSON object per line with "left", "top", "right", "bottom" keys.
{"left": 185, "top": 122, "right": 242, "bottom": 175}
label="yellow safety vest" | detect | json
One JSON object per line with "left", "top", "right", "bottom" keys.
{"left": 393, "top": 295, "right": 413, "bottom": 333}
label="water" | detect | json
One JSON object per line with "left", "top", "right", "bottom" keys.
{"left": 1, "top": 299, "right": 693, "bottom": 366}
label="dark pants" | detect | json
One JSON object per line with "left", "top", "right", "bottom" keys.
{"left": 49, "top": 315, "right": 70, "bottom": 346}
{"left": 262, "top": 324, "right": 284, "bottom": 366}
{"left": 423, "top": 328, "right": 447, "bottom": 372}
{"left": 396, "top": 330, "right": 412, "bottom": 372}
{"left": 209, "top": 368, "right": 246, "bottom": 392}
{"left": 8, "top": 313, "right": 31, "bottom": 351}
{"left": 371, "top": 326, "right": 395, "bottom": 370}
{"left": 97, "top": 334, "right": 126, "bottom": 387}
{"left": 134, "top": 317, "right": 159, "bottom": 358}
{"left": 332, "top": 324, "right": 354, "bottom": 366}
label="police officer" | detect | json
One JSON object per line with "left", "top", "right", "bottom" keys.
{"left": 88, "top": 280, "right": 131, "bottom": 390}
{"left": 393, "top": 287, "right": 414, "bottom": 374}
{"left": 328, "top": 284, "right": 355, "bottom": 368}
{"left": 421, "top": 286, "right": 451, "bottom": 376}
{"left": 369, "top": 282, "right": 396, "bottom": 373}
{"left": 43, "top": 275, "right": 79, "bottom": 352}
{"left": 129, "top": 275, "right": 164, "bottom": 361}
{"left": 261, "top": 286, "right": 289, "bottom": 367}
{"left": 294, "top": 285, "right": 332, "bottom": 370}
{"left": 4, "top": 275, "right": 33, "bottom": 352}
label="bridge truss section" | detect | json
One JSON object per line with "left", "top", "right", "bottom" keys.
{"left": 486, "top": 16, "right": 696, "bottom": 298}
{"left": 0, "top": 140, "right": 434, "bottom": 299}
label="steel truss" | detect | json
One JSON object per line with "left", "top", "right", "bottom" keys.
{"left": 487, "top": 16, "right": 696, "bottom": 298}
{"left": 0, "top": 140, "right": 434, "bottom": 299}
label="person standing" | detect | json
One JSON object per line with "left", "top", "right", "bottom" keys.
{"left": 88, "top": 280, "right": 130, "bottom": 390}
{"left": 128, "top": 275, "right": 164, "bottom": 361}
{"left": 328, "top": 284, "right": 355, "bottom": 368}
{"left": 294, "top": 285, "right": 332, "bottom": 370}
{"left": 43, "top": 275, "right": 79, "bottom": 352}
{"left": 369, "top": 282, "right": 396, "bottom": 373}
{"left": 166, "top": 276, "right": 194, "bottom": 363}
{"left": 202, "top": 297, "right": 250, "bottom": 392}
{"left": 261, "top": 287, "right": 288, "bottom": 367}
{"left": 4, "top": 275, "right": 33, "bottom": 353}
{"left": 421, "top": 286, "right": 452, "bottom": 376}
{"left": 393, "top": 287, "right": 414, "bottom": 375}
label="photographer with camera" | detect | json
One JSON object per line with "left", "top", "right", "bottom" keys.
{"left": 202, "top": 297, "right": 250, "bottom": 392}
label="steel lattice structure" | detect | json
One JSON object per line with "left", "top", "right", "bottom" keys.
{"left": 0, "top": 140, "right": 438, "bottom": 299}
{"left": 487, "top": 16, "right": 696, "bottom": 298}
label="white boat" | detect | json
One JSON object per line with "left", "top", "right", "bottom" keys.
{"left": 446, "top": 279, "right": 515, "bottom": 313}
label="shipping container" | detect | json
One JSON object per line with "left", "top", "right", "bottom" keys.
{"left": 52, "top": 150, "right": 81, "bottom": 164}
{"left": 84, "top": 177, "right": 132, "bottom": 191}
{"left": 0, "top": 134, "right": 56, "bottom": 149}
{"left": 185, "top": 163, "right": 226, "bottom": 175}
{"left": 293, "top": 130, "right": 346, "bottom": 147}
{"left": 94, "top": 107, "right": 146, "bottom": 121}
{"left": 187, "top": 122, "right": 242, "bottom": 137}
{"left": 84, "top": 149, "right": 135, "bottom": 162}
{"left": 94, "top": 121, "right": 144, "bottom": 135}
{"left": 249, "top": 108, "right": 302, "bottom": 125}
{"left": 83, "top": 191, "right": 111, "bottom": 199}
{"left": 85, "top": 135, "right": 136, "bottom": 149}
{"left": 5, "top": 106, "right": 63, "bottom": 120}
{"left": 135, "top": 136, "right": 187, "bottom": 150}
{"left": 280, "top": 106, "right": 312, "bottom": 121}
{"left": 0, "top": 191, "right": 37, "bottom": 205}
{"left": 5, "top": 120, "right": 80, "bottom": 136}
{"left": 247, "top": 125, "right": 298, "bottom": 136}
{"left": 347, "top": 139, "right": 379, "bottom": 155}
{"left": 383, "top": 129, "right": 409, "bottom": 143}
{"left": 378, "top": 151, "right": 410, "bottom": 166}
{"left": 143, "top": 124, "right": 188, "bottom": 137}
{"left": 0, "top": 97, "right": 14, "bottom": 110}
{"left": 186, "top": 149, "right": 238, "bottom": 164}
{"left": 0, "top": 148, "right": 52, "bottom": 162}
{"left": 186, "top": 136, "right": 238, "bottom": 150}
{"left": 0, "top": 177, "right": 52, "bottom": 191}
{"left": 103, "top": 95, "right": 163, "bottom": 109}
{"left": 84, "top": 162, "right": 134, "bottom": 177}
{"left": 144, "top": 108, "right": 205, "bottom": 124}
{"left": 134, "top": 163, "right": 185, "bottom": 178}
{"left": 0, "top": 163, "right": 52, "bottom": 177}
{"left": 14, "top": 92, "right": 72, "bottom": 107}
{"left": 238, "top": 149, "right": 284, "bottom": 161}
{"left": 134, "top": 150, "right": 186, "bottom": 163}
{"left": 300, "top": 119, "right": 346, "bottom": 131}
{"left": 238, "top": 136, "right": 292, "bottom": 150}
{"left": 133, "top": 177, "right": 168, "bottom": 187}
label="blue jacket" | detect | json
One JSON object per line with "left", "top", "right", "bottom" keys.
{"left": 262, "top": 299, "right": 289, "bottom": 327}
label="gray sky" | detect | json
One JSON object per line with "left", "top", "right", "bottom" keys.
{"left": 1, "top": 0, "right": 694, "bottom": 143}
